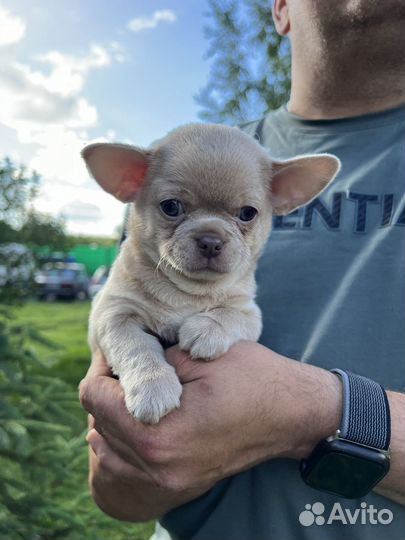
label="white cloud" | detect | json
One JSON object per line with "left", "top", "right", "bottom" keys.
{"left": 0, "top": 4, "right": 26, "bottom": 46}
{"left": 0, "top": 38, "right": 115, "bottom": 191}
{"left": 0, "top": 44, "right": 111, "bottom": 142}
{"left": 34, "top": 181, "right": 125, "bottom": 236}
{"left": 29, "top": 126, "right": 90, "bottom": 186}
{"left": 34, "top": 45, "right": 111, "bottom": 97}
{"left": 110, "top": 41, "right": 126, "bottom": 63}
{"left": 61, "top": 200, "right": 102, "bottom": 222}
{"left": 128, "top": 9, "right": 176, "bottom": 32}
{"left": 0, "top": 4, "right": 125, "bottom": 236}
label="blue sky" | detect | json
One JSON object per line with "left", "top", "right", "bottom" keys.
{"left": 0, "top": 0, "right": 212, "bottom": 235}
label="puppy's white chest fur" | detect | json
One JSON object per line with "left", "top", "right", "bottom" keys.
{"left": 155, "top": 308, "right": 200, "bottom": 345}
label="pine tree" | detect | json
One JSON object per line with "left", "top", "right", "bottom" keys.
{"left": 0, "top": 308, "right": 86, "bottom": 539}
{"left": 0, "top": 308, "right": 154, "bottom": 539}
{"left": 0, "top": 159, "right": 153, "bottom": 539}
{"left": 196, "top": 0, "right": 291, "bottom": 124}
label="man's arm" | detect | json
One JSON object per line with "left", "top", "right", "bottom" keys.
{"left": 373, "top": 391, "right": 405, "bottom": 504}
{"left": 80, "top": 343, "right": 404, "bottom": 522}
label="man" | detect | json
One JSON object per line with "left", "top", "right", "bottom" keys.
{"left": 79, "top": 0, "right": 405, "bottom": 538}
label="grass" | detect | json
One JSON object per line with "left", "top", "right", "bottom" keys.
{"left": 10, "top": 300, "right": 155, "bottom": 540}
{"left": 13, "top": 300, "right": 91, "bottom": 386}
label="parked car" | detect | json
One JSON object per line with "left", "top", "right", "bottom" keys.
{"left": 88, "top": 265, "right": 110, "bottom": 299}
{"left": 35, "top": 262, "right": 89, "bottom": 301}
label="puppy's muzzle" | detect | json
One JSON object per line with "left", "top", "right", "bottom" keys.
{"left": 195, "top": 234, "right": 223, "bottom": 259}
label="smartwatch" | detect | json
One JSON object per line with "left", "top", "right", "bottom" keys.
{"left": 300, "top": 369, "right": 391, "bottom": 499}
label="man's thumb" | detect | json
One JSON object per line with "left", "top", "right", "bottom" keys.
{"left": 165, "top": 345, "right": 204, "bottom": 383}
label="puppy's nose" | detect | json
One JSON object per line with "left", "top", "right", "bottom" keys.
{"left": 196, "top": 234, "right": 223, "bottom": 258}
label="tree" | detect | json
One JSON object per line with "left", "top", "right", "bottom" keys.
{"left": 0, "top": 158, "right": 39, "bottom": 230}
{"left": 20, "top": 211, "right": 72, "bottom": 252}
{"left": 0, "top": 306, "right": 154, "bottom": 540}
{"left": 0, "top": 157, "right": 71, "bottom": 252}
{"left": 0, "top": 313, "right": 86, "bottom": 539}
{"left": 0, "top": 158, "right": 69, "bottom": 303}
{"left": 66, "top": 234, "right": 117, "bottom": 249}
{"left": 196, "top": 0, "right": 291, "bottom": 124}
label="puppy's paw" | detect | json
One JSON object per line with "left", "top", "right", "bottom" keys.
{"left": 179, "top": 314, "right": 232, "bottom": 360}
{"left": 121, "top": 364, "right": 182, "bottom": 424}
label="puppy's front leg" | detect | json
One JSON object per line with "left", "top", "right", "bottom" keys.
{"left": 179, "top": 303, "right": 262, "bottom": 360}
{"left": 91, "top": 312, "right": 182, "bottom": 423}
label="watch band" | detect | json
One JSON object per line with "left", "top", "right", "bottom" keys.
{"left": 331, "top": 369, "right": 391, "bottom": 451}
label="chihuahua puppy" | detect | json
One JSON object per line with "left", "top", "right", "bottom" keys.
{"left": 82, "top": 123, "right": 340, "bottom": 424}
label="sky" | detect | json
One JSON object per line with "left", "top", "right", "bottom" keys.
{"left": 0, "top": 0, "right": 211, "bottom": 236}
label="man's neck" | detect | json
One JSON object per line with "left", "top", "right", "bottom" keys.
{"left": 288, "top": 30, "right": 405, "bottom": 120}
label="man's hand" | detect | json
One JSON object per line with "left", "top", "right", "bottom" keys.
{"left": 79, "top": 342, "right": 342, "bottom": 522}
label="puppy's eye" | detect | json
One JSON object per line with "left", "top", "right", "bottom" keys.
{"left": 160, "top": 199, "right": 183, "bottom": 217}
{"left": 239, "top": 206, "right": 258, "bottom": 222}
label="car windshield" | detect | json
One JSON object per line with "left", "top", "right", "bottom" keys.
{"left": 45, "top": 269, "right": 78, "bottom": 279}
{"left": 92, "top": 267, "right": 107, "bottom": 283}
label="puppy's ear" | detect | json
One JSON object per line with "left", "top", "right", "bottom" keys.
{"left": 269, "top": 154, "right": 341, "bottom": 215}
{"left": 81, "top": 143, "right": 150, "bottom": 202}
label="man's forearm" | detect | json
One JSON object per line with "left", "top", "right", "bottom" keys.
{"left": 373, "top": 391, "right": 405, "bottom": 505}
{"left": 257, "top": 347, "right": 405, "bottom": 505}
{"left": 261, "top": 355, "right": 342, "bottom": 462}
{"left": 289, "top": 376, "right": 405, "bottom": 505}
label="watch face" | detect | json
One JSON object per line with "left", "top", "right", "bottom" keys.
{"left": 301, "top": 440, "right": 390, "bottom": 499}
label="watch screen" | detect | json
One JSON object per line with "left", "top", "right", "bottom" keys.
{"left": 305, "top": 451, "right": 387, "bottom": 499}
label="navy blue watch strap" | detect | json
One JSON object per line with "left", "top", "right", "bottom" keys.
{"left": 331, "top": 369, "right": 391, "bottom": 451}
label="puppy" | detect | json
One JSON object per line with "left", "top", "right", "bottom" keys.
{"left": 82, "top": 123, "right": 340, "bottom": 424}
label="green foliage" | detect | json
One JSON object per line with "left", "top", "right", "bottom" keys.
{"left": 0, "top": 221, "right": 18, "bottom": 244}
{"left": 0, "top": 243, "right": 35, "bottom": 305}
{"left": 197, "top": 0, "right": 291, "bottom": 123}
{"left": 0, "top": 157, "right": 70, "bottom": 256}
{"left": 0, "top": 302, "right": 154, "bottom": 540}
{"left": 19, "top": 212, "right": 72, "bottom": 252}
{"left": 0, "top": 308, "right": 86, "bottom": 540}
{"left": 66, "top": 235, "right": 118, "bottom": 249}
{"left": 0, "top": 158, "right": 39, "bottom": 230}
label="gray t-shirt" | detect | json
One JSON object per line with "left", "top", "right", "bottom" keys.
{"left": 159, "top": 105, "right": 405, "bottom": 540}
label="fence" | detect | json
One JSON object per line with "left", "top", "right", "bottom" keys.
{"left": 69, "top": 244, "right": 118, "bottom": 275}
{"left": 34, "top": 244, "right": 119, "bottom": 275}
